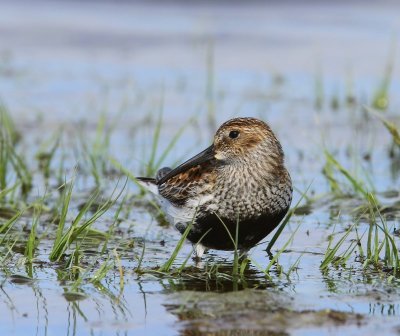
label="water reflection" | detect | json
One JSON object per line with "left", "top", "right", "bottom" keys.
{"left": 164, "top": 288, "right": 373, "bottom": 336}
{"left": 1, "top": 1, "right": 400, "bottom": 335}
{"left": 157, "top": 263, "right": 276, "bottom": 293}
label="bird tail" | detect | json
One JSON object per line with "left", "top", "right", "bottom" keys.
{"left": 135, "top": 177, "right": 159, "bottom": 195}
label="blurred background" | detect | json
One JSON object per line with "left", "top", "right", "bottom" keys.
{"left": 1, "top": 2, "right": 400, "bottom": 335}
{"left": 1, "top": 0, "right": 399, "bottom": 120}
{"left": 1, "top": 0, "right": 399, "bottom": 175}
{"left": 1, "top": 0, "right": 399, "bottom": 190}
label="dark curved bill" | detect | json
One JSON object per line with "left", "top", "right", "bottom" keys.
{"left": 156, "top": 144, "right": 215, "bottom": 185}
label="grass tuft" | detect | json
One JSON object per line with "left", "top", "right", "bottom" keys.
{"left": 49, "top": 178, "right": 124, "bottom": 262}
{"left": 323, "top": 150, "right": 372, "bottom": 199}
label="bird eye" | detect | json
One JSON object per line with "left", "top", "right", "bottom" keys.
{"left": 229, "top": 130, "right": 240, "bottom": 139}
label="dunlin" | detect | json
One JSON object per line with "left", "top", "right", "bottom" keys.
{"left": 137, "top": 117, "right": 292, "bottom": 258}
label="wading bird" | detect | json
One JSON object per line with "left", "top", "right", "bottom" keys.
{"left": 137, "top": 117, "right": 292, "bottom": 259}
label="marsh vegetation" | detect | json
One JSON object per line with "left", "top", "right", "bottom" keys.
{"left": 1, "top": 1, "right": 400, "bottom": 335}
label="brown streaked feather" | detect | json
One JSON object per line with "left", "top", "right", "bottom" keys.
{"left": 158, "top": 159, "right": 217, "bottom": 206}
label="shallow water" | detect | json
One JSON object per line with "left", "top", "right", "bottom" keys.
{"left": 1, "top": 1, "right": 400, "bottom": 335}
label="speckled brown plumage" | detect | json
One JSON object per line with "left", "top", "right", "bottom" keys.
{"left": 137, "top": 117, "right": 293, "bottom": 257}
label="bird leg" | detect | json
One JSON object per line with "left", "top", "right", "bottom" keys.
{"left": 193, "top": 243, "right": 207, "bottom": 262}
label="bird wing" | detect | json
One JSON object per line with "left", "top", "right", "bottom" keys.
{"left": 137, "top": 144, "right": 217, "bottom": 206}
{"left": 158, "top": 160, "right": 217, "bottom": 206}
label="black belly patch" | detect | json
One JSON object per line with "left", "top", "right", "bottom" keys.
{"left": 176, "top": 209, "right": 289, "bottom": 251}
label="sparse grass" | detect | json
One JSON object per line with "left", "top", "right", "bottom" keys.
{"left": 320, "top": 138, "right": 399, "bottom": 278}
{"left": 314, "top": 65, "right": 324, "bottom": 110}
{"left": 142, "top": 107, "right": 189, "bottom": 177}
{"left": 263, "top": 221, "right": 301, "bottom": 277}
{"left": 78, "top": 113, "right": 116, "bottom": 186}
{"left": 365, "top": 194, "right": 399, "bottom": 276}
{"left": 0, "top": 104, "right": 32, "bottom": 197}
{"left": 323, "top": 149, "right": 372, "bottom": 199}
{"left": 158, "top": 221, "right": 193, "bottom": 273}
{"left": 49, "top": 178, "right": 74, "bottom": 262}
{"left": 36, "top": 131, "right": 62, "bottom": 181}
{"left": 365, "top": 106, "right": 400, "bottom": 147}
{"left": 49, "top": 178, "right": 124, "bottom": 262}
{"left": 371, "top": 41, "right": 396, "bottom": 111}
{"left": 320, "top": 221, "right": 358, "bottom": 271}
{"left": 24, "top": 201, "right": 43, "bottom": 264}
{"left": 109, "top": 157, "right": 164, "bottom": 217}
{"left": 320, "top": 193, "right": 399, "bottom": 277}
{"left": 0, "top": 102, "right": 20, "bottom": 144}
{"left": 0, "top": 62, "right": 399, "bottom": 335}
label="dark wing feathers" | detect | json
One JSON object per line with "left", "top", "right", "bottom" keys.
{"left": 158, "top": 160, "right": 216, "bottom": 206}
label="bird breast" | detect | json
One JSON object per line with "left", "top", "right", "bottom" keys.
{"left": 201, "top": 163, "right": 292, "bottom": 221}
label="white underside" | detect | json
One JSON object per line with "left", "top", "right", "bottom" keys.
{"left": 138, "top": 179, "right": 213, "bottom": 259}
{"left": 137, "top": 179, "right": 215, "bottom": 226}
{"left": 194, "top": 243, "right": 207, "bottom": 258}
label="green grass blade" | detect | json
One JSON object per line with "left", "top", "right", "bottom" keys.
{"left": 266, "top": 183, "right": 311, "bottom": 253}
{"left": 158, "top": 222, "right": 193, "bottom": 273}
